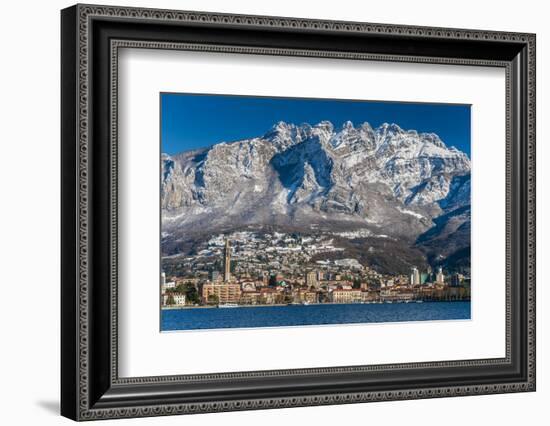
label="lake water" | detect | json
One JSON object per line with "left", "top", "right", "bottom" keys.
{"left": 161, "top": 301, "right": 471, "bottom": 331}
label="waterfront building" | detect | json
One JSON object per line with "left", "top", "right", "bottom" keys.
{"left": 240, "top": 290, "right": 261, "bottom": 305}
{"left": 436, "top": 267, "right": 445, "bottom": 285}
{"left": 451, "top": 273, "right": 462, "bottom": 287}
{"left": 202, "top": 282, "right": 241, "bottom": 304}
{"left": 295, "top": 289, "right": 319, "bottom": 304}
{"left": 410, "top": 267, "right": 420, "bottom": 286}
{"left": 223, "top": 238, "right": 231, "bottom": 282}
{"left": 330, "top": 289, "right": 363, "bottom": 303}
{"left": 259, "top": 288, "right": 278, "bottom": 305}
{"left": 163, "top": 292, "right": 186, "bottom": 306}
{"left": 172, "top": 292, "right": 186, "bottom": 305}
{"left": 447, "top": 286, "right": 461, "bottom": 299}
{"left": 380, "top": 288, "right": 397, "bottom": 298}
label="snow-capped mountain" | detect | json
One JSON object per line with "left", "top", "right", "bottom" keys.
{"left": 161, "top": 120, "right": 471, "bottom": 268}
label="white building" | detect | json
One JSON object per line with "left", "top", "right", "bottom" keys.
{"left": 163, "top": 292, "right": 186, "bottom": 306}
{"left": 410, "top": 267, "right": 420, "bottom": 285}
{"left": 436, "top": 267, "right": 445, "bottom": 285}
{"left": 161, "top": 272, "right": 176, "bottom": 292}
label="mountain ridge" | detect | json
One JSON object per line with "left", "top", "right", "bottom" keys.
{"left": 161, "top": 120, "right": 471, "bottom": 273}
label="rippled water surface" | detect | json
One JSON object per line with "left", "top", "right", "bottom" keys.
{"left": 161, "top": 301, "right": 471, "bottom": 331}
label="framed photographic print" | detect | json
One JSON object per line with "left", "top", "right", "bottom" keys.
{"left": 61, "top": 4, "right": 536, "bottom": 421}
{"left": 159, "top": 93, "right": 473, "bottom": 331}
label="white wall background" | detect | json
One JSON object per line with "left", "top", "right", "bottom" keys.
{"left": 0, "top": 0, "right": 546, "bottom": 425}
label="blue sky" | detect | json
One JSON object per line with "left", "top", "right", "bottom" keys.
{"left": 161, "top": 93, "right": 471, "bottom": 157}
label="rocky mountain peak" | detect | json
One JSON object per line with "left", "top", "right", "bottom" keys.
{"left": 376, "top": 122, "right": 404, "bottom": 136}
{"left": 161, "top": 120, "right": 470, "bottom": 256}
{"left": 161, "top": 119, "right": 471, "bottom": 273}
{"left": 341, "top": 120, "right": 355, "bottom": 130}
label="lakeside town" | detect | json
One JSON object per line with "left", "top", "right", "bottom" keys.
{"left": 161, "top": 231, "right": 471, "bottom": 308}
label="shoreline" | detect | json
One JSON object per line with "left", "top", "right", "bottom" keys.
{"left": 161, "top": 300, "right": 471, "bottom": 311}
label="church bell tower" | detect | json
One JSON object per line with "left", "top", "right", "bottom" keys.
{"left": 223, "top": 238, "right": 231, "bottom": 282}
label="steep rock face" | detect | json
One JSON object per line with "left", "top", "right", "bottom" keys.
{"left": 161, "top": 120, "right": 471, "bottom": 258}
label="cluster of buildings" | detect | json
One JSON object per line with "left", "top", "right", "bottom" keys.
{"left": 161, "top": 236, "right": 471, "bottom": 308}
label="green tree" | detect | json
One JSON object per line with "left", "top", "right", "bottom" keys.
{"left": 184, "top": 283, "right": 200, "bottom": 304}
{"left": 174, "top": 283, "right": 186, "bottom": 293}
{"left": 165, "top": 294, "right": 175, "bottom": 305}
{"left": 207, "top": 294, "right": 219, "bottom": 305}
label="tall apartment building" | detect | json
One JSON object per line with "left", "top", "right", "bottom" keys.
{"left": 202, "top": 282, "right": 242, "bottom": 304}
{"left": 436, "top": 267, "right": 445, "bottom": 285}
{"left": 410, "top": 267, "right": 420, "bottom": 285}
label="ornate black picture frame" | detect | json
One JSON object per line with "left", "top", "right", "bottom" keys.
{"left": 61, "top": 4, "right": 536, "bottom": 421}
